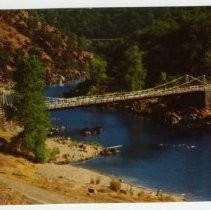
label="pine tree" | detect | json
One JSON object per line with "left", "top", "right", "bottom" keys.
{"left": 13, "top": 55, "right": 50, "bottom": 162}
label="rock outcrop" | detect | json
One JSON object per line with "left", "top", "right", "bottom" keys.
{"left": 0, "top": 11, "right": 93, "bottom": 86}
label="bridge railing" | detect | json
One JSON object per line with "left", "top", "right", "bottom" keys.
{"left": 46, "top": 84, "right": 211, "bottom": 109}
{"left": 2, "top": 74, "right": 211, "bottom": 109}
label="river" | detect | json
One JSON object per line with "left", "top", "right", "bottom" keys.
{"left": 44, "top": 83, "right": 211, "bottom": 201}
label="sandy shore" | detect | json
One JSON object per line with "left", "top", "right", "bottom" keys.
{"left": 43, "top": 137, "right": 185, "bottom": 202}
{"left": 0, "top": 131, "right": 185, "bottom": 204}
{"left": 37, "top": 162, "right": 185, "bottom": 202}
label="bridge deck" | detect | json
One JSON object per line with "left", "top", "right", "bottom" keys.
{"left": 1, "top": 74, "right": 211, "bottom": 110}
{"left": 46, "top": 85, "right": 211, "bottom": 110}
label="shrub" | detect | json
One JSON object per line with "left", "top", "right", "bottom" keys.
{"left": 137, "top": 191, "right": 145, "bottom": 198}
{"left": 35, "top": 145, "right": 49, "bottom": 163}
{"left": 90, "top": 177, "right": 95, "bottom": 184}
{"left": 90, "top": 176, "right": 101, "bottom": 185}
{"left": 96, "top": 176, "right": 101, "bottom": 185}
{"left": 110, "top": 178, "right": 121, "bottom": 192}
{"left": 47, "top": 147, "right": 60, "bottom": 162}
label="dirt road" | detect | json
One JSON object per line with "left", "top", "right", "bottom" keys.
{"left": 0, "top": 174, "right": 77, "bottom": 204}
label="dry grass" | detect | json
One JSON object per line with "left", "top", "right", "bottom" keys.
{"left": 0, "top": 182, "right": 35, "bottom": 205}
{"left": 96, "top": 176, "right": 101, "bottom": 185}
{"left": 0, "top": 151, "right": 185, "bottom": 204}
{"left": 137, "top": 190, "right": 145, "bottom": 198}
{"left": 90, "top": 177, "right": 95, "bottom": 184}
{"left": 90, "top": 176, "right": 101, "bottom": 185}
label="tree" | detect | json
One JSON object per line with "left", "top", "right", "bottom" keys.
{"left": 89, "top": 55, "right": 107, "bottom": 86}
{"left": 85, "top": 55, "right": 107, "bottom": 95}
{"left": 13, "top": 55, "right": 50, "bottom": 162}
{"left": 138, "top": 8, "right": 211, "bottom": 86}
{"left": 63, "top": 55, "right": 107, "bottom": 97}
{"left": 123, "top": 45, "right": 146, "bottom": 91}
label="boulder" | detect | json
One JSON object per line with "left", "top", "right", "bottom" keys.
{"left": 88, "top": 188, "right": 97, "bottom": 194}
{"left": 81, "top": 128, "right": 92, "bottom": 136}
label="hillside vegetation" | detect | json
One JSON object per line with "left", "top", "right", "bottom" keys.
{"left": 0, "top": 11, "right": 92, "bottom": 85}
{"left": 0, "top": 8, "right": 211, "bottom": 90}
{"left": 35, "top": 7, "right": 211, "bottom": 93}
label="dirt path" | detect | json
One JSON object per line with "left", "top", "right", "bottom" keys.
{"left": 0, "top": 174, "right": 78, "bottom": 204}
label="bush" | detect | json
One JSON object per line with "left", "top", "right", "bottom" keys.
{"left": 35, "top": 145, "right": 49, "bottom": 163}
{"left": 137, "top": 191, "right": 145, "bottom": 198}
{"left": 47, "top": 147, "right": 60, "bottom": 162}
{"left": 90, "top": 177, "right": 95, "bottom": 184}
{"left": 90, "top": 176, "right": 101, "bottom": 185}
{"left": 96, "top": 176, "right": 101, "bottom": 185}
{"left": 110, "top": 178, "right": 121, "bottom": 192}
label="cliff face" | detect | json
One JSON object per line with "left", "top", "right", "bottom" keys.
{"left": 0, "top": 11, "right": 92, "bottom": 85}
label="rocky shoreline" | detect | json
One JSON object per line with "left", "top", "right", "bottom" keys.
{"left": 46, "top": 137, "right": 103, "bottom": 164}
{"left": 113, "top": 98, "right": 211, "bottom": 130}
{"left": 38, "top": 137, "right": 186, "bottom": 202}
{"left": 46, "top": 136, "right": 121, "bottom": 164}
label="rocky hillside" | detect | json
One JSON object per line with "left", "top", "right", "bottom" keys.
{"left": 0, "top": 10, "right": 92, "bottom": 85}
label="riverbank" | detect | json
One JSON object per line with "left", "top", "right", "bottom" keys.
{"left": 46, "top": 137, "right": 103, "bottom": 164}
{"left": 113, "top": 98, "right": 211, "bottom": 130}
{"left": 0, "top": 131, "right": 185, "bottom": 204}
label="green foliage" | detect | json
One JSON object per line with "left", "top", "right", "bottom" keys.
{"left": 89, "top": 55, "right": 107, "bottom": 86}
{"left": 123, "top": 45, "right": 146, "bottom": 91}
{"left": 13, "top": 54, "right": 50, "bottom": 162}
{"left": 77, "top": 36, "right": 91, "bottom": 51}
{"left": 67, "top": 55, "right": 107, "bottom": 96}
{"left": 34, "top": 7, "right": 211, "bottom": 91}
{"left": 47, "top": 147, "right": 60, "bottom": 162}
{"left": 34, "top": 8, "right": 156, "bottom": 39}
{"left": 136, "top": 8, "right": 211, "bottom": 86}
{"left": 82, "top": 55, "right": 107, "bottom": 95}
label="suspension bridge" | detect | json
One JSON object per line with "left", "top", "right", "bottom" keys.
{"left": 0, "top": 74, "right": 211, "bottom": 112}
{"left": 46, "top": 74, "right": 211, "bottom": 110}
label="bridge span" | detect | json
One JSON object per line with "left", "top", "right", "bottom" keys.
{"left": 46, "top": 75, "right": 211, "bottom": 110}
{"left": 1, "top": 74, "right": 211, "bottom": 111}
